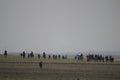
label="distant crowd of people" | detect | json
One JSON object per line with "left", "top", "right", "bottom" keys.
{"left": 86, "top": 54, "right": 114, "bottom": 62}
{"left": 20, "top": 51, "right": 34, "bottom": 58}
{"left": 2, "top": 50, "right": 114, "bottom": 62}
{"left": 75, "top": 54, "right": 83, "bottom": 61}
{"left": 1, "top": 50, "right": 115, "bottom": 70}
{"left": 75, "top": 53, "right": 114, "bottom": 62}
{"left": 20, "top": 51, "right": 67, "bottom": 60}
{"left": 48, "top": 54, "right": 67, "bottom": 60}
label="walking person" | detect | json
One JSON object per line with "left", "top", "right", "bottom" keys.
{"left": 39, "top": 61, "right": 43, "bottom": 69}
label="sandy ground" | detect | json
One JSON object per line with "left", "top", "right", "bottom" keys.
{"left": 0, "top": 55, "right": 120, "bottom": 80}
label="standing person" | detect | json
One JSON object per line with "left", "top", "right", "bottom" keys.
{"left": 23, "top": 51, "right": 26, "bottom": 58}
{"left": 4, "top": 50, "right": 7, "bottom": 57}
{"left": 39, "top": 61, "right": 43, "bottom": 69}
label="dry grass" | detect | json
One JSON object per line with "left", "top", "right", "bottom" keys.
{"left": 0, "top": 55, "right": 120, "bottom": 80}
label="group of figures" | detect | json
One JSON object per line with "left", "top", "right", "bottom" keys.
{"left": 48, "top": 54, "right": 67, "bottom": 60}
{"left": 75, "top": 53, "right": 83, "bottom": 61}
{"left": 20, "top": 51, "right": 34, "bottom": 58}
{"left": 86, "top": 54, "right": 114, "bottom": 62}
{"left": 75, "top": 53, "right": 114, "bottom": 62}
{"left": 2, "top": 50, "right": 114, "bottom": 62}
{"left": 20, "top": 51, "right": 67, "bottom": 60}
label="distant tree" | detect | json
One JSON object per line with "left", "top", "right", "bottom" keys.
{"left": 43, "top": 52, "right": 46, "bottom": 59}
{"left": 4, "top": 50, "right": 7, "bottom": 57}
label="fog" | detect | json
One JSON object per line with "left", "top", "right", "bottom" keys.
{"left": 0, "top": 0, "right": 120, "bottom": 54}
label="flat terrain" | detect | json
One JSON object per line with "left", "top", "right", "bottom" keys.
{"left": 0, "top": 55, "right": 120, "bottom": 80}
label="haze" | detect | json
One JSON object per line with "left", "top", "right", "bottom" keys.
{"left": 0, "top": 0, "right": 120, "bottom": 53}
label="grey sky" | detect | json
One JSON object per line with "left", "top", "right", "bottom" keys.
{"left": 0, "top": 0, "right": 120, "bottom": 53}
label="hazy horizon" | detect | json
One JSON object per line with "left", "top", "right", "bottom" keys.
{"left": 0, "top": 0, "right": 120, "bottom": 54}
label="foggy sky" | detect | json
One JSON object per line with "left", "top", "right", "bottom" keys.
{"left": 0, "top": 0, "right": 120, "bottom": 53}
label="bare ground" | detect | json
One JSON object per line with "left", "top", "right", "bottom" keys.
{"left": 0, "top": 62, "right": 120, "bottom": 80}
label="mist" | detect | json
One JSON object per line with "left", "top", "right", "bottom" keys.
{"left": 0, "top": 0, "right": 120, "bottom": 54}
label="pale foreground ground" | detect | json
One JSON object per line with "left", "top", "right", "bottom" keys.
{"left": 0, "top": 55, "right": 120, "bottom": 80}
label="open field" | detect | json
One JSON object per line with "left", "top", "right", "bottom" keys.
{"left": 0, "top": 55, "right": 120, "bottom": 80}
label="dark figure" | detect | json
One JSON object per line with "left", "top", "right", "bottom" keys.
{"left": 30, "top": 51, "right": 34, "bottom": 58}
{"left": 23, "top": 51, "right": 26, "bottom": 58}
{"left": 78, "top": 55, "right": 80, "bottom": 60}
{"left": 4, "top": 50, "right": 7, "bottom": 57}
{"left": 62, "top": 55, "right": 65, "bottom": 59}
{"left": 80, "top": 53, "right": 83, "bottom": 61}
{"left": 20, "top": 53, "right": 23, "bottom": 58}
{"left": 55, "top": 55, "right": 57, "bottom": 59}
{"left": 43, "top": 52, "right": 46, "bottom": 59}
{"left": 38, "top": 54, "right": 40, "bottom": 59}
{"left": 109, "top": 56, "right": 114, "bottom": 62}
{"left": 48, "top": 55, "right": 51, "bottom": 59}
{"left": 39, "top": 61, "right": 43, "bottom": 69}
{"left": 102, "top": 57, "right": 104, "bottom": 62}
{"left": 105, "top": 56, "right": 108, "bottom": 62}
{"left": 53, "top": 55, "right": 55, "bottom": 59}
{"left": 75, "top": 55, "right": 77, "bottom": 60}
{"left": 87, "top": 56, "right": 90, "bottom": 61}
{"left": 58, "top": 55, "right": 61, "bottom": 60}
{"left": 111, "top": 57, "right": 114, "bottom": 62}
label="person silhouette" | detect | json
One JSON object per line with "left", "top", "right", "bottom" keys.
{"left": 39, "top": 61, "right": 43, "bottom": 69}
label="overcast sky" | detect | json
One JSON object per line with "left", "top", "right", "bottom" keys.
{"left": 0, "top": 0, "right": 120, "bottom": 53}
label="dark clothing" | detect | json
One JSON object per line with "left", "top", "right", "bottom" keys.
{"left": 39, "top": 62, "right": 43, "bottom": 69}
